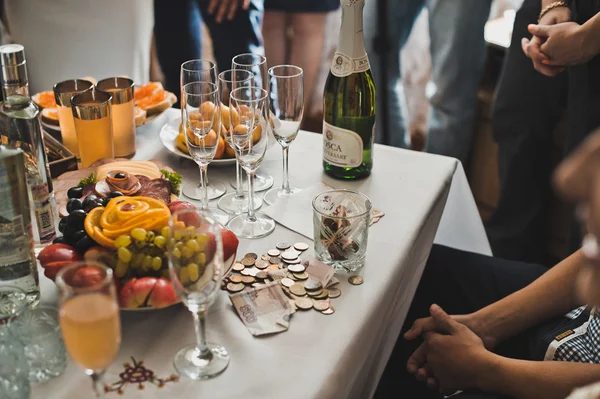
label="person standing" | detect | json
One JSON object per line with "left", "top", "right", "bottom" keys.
{"left": 363, "top": 0, "right": 492, "bottom": 164}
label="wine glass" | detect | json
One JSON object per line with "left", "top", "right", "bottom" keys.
{"left": 180, "top": 59, "right": 227, "bottom": 200}
{"left": 216, "top": 69, "right": 263, "bottom": 214}
{"left": 167, "top": 208, "right": 229, "bottom": 379}
{"left": 227, "top": 86, "right": 275, "bottom": 238}
{"left": 56, "top": 261, "right": 121, "bottom": 398}
{"left": 263, "top": 65, "right": 304, "bottom": 206}
{"left": 181, "top": 82, "right": 230, "bottom": 225}
{"left": 231, "top": 53, "right": 274, "bottom": 193}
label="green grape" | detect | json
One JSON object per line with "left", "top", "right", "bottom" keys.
{"left": 131, "top": 228, "right": 148, "bottom": 241}
{"left": 187, "top": 263, "right": 199, "bottom": 282}
{"left": 196, "top": 252, "right": 206, "bottom": 266}
{"left": 151, "top": 257, "right": 162, "bottom": 271}
{"left": 196, "top": 233, "right": 209, "bottom": 246}
{"left": 131, "top": 253, "right": 144, "bottom": 269}
{"left": 185, "top": 226, "right": 196, "bottom": 239}
{"left": 161, "top": 226, "right": 170, "bottom": 239}
{"left": 142, "top": 255, "right": 153, "bottom": 269}
{"left": 117, "top": 247, "right": 132, "bottom": 263}
{"left": 181, "top": 247, "right": 193, "bottom": 259}
{"left": 115, "top": 235, "right": 132, "bottom": 248}
{"left": 146, "top": 231, "right": 155, "bottom": 243}
{"left": 167, "top": 238, "right": 176, "bottom": 249}
{"left": 173, "top": 230, "right": 183, "bottom": 241}
{"left": 154, "top": 235, "right": 167, "bottom": 249}
{"left": 186, "top": 239, "right": 200, "bottom": 252}
{"left": 173, "top": 248, "right": 182, "bottom": 259}
{"left": 115, "top": 260, "right": 128, "bottom": 278}
{"left": 175, "top": 241, "right": 184, "bottom": 250}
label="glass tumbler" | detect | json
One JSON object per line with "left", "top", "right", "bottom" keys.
{"left": 312, "top": 190, "right": 372, "bottom": 272}
{"left": 9, "top": 306, "right": 67, "bottom": 382}
{"left": 53, "top": 79, "right": 94, "bottom": 157}
{"left": 96, "top": 77, "right": 136, "bottom": 158}
{"left": 0, "top": 335, "right": 29, "bottom": 399}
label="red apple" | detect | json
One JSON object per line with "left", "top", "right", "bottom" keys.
{"left": 38, "top": 244, "right": 83, "bottom": 281}
{"left": 222, "top": 229, "right": 238, "bottom": 261}
{"left": 71, "top": 266, "right": 105, "bottom": 288}
{"left": 147, "top": 278, "right": 178, "bottom": 309}
{"left": 167, "top": 201, "right": 196, "bottom": 214}
{"left": 43, "top": 261, "right": 74, "bottom": 281}
{"left": 118, "top": 277, "right": 157, "bottom": 309}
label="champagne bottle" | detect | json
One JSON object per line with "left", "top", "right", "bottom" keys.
{"left": 323, "top": 0, "right": 376, "bottom": 180}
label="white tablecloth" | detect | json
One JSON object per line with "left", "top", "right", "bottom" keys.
{"left": 33, "top": 109, "right": 490, "bottom": 399}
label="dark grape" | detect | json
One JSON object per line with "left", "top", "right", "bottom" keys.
{"left": 67, "top": 186, "right": 83, "bottom": 199}
{"left": 75, "top": 236, "right": 95, "bottom": 253}
{"left": 63, "top": 224, "right": 78, "bottom": 242}
{"left": 102, "top": 197, "right": 111, "bottom": 207}
{"left": 72, "top": 230, "right": 88, "bottom": 244}
{"left": 85, "top": 201, "right": 103, "bottom": 212}
{"left": 67, "top": 209, "right": 87, "bottom": 228}
{"left": 53, "top": 236, "right": 67, "bottom": 244}
{"left": 109, "top": 191, "right": 124, "bottom": 198}
{"left": 58, "top": 217, "right": 68, "bottom": 233}
{"left": 82, "top": 195, "right": 98, "bottom": 209}
{"left": 66, "top": 198, "right": 82, "bottom": 214}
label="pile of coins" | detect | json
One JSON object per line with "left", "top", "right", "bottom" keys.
{"left": 222, "top": 241, "right": 340, "bottom": 315}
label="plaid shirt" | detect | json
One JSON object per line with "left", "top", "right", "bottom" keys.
{"left": 548, "top": 307, "right": 600, "bottom": 363}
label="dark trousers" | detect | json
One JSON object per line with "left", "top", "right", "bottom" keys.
{"left": 484, "top": 0, "right": 568, "bottom": 266}
{"left": 374, "top": 245, "right": 548, "bottom": 399}
{"left": 153, "top": 0, "right": 265, "bottom": 98}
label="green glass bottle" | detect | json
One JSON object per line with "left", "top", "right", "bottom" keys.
{"left": 323, "top": 0, "right": 376, "bottom": 180}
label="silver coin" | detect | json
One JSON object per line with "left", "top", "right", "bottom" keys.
{"left": 284, "top": 258, "right": 301, "bottom": 265}
{"left": 255, "top": 259, "right": 270, "bottom": 270}
{"left": 280, "top": 278, "right": 295, "bottom": 288}
{"left": 304, "top": 279, "right": 323, "bottom": 291}
{"left": 281, "top": 251, "right": 299, "bottom": 261}
{"left": 269, "top": 256, "right": 281, "bottom": 264}
{"left": 261, "top": 254, "right": 271, "bottom": 261}
{"left": 247, "top": 267, "right": 259, "bottom": 277}
{"left": 267, "top": 249, "right": 281, "bottom": 257}
{"left": 321, "top": 306, "right": 335, "bottom": 315}
{"left": 240, "top": 268, "right": 252, "bottom": 276}
{"left": 287, "top": 264, "right": 306, "bottom": 273}
{"left": 255, "top": 271, "right": 269, "bottom": 279}
{"left": 294, "top": 242, "right": 309, "bottom": 252}
{"left": 276, "top": 241, "right": 291, "bottom": 250}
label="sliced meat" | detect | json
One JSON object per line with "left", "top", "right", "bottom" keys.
{"left": 136, "top": 178, "right": 172, "bottom": 203}
{"left": 135, "top": 175, "right": 151, "bottom": 186}
{"left": 82, "top": 183, "right": 96, "bottom": 198}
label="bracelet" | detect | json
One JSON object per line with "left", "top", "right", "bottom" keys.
{"left": 538, "top": 1, "right": 569, "bottom": 23}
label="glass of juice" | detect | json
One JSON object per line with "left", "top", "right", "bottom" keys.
{"left": 71, "top": 90, "right": 114, "bottom": 168}
{"left": 56, "top": 261, "right": 121, "bottom": 398}
{"left": 96, "top": 77, "right": 136, "bottom": 158}
{"left": 53, "top": 79, "right": 94, "bottom": 157}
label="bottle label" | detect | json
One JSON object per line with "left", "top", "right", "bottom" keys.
{"left": 323, "top": 121, "right": 363, "bottom": 168}
{"left": 330, "top": 52, "right": 370, "bottom": 78}
{"left": 31, "top": 184, "right": 56, "bottom": 243}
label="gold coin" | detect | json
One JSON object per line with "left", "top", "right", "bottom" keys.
{"left": 294, "top": 242, "right": 309, "bottom": 252}
{"left": 321, "top": 306, "right": 335, "bottom": 315}
{"left": 304, "top": 279, "right": 323, "bottom": 291}
{"left": 255, "top": 259, "right": 270, "bottom": 270}
{"left": 255, "top": 271, "right": 268, "bottom": 280}
{"left": 292, "top": 272, "right": 308, "bottom": 280}
{"left": 245, "top": 252, "right": 258, "bottom": 260}
{"left": 276, "top": 241, "right": 291, "bottom": 250}
{"left": 232, "top": 262, "right": 245, "bottom": 272}
{"left": 230, "top": 275, "right": 243, "bottom": 284}
{"left": 306, "top": 289, "right": 323, "bottom": 297}
{"left": 295, "top": 296, "right": 313, "bottom": 310}
{"left": 241, "top": 257, "right": 255, "bottom": 267}
{"left": 266, "top": 264, "right": 280, "bottom": 271}
{"left": 348, "top": 275, "right": 364, "bottom": 286}
{"left": 290, "top": 283, "right": 307, "bottom": 296}
{"left": 287, "top": 264, "right": 305, "bottom": 273}
{"left": 241, "top": 276, "right": 256, "bottom": 284}
{"left": 313, "top": 289, "right": 329, "bottom": 300}
{"left": 312, "top": 299, "right": 330, "bottom": 311}
{"left": 267, "top": 249, "right": 281, "bottom": 257}
{"left": 226, "top": 282, "right": 244, "bottom": 293}
{"left": 280, "top": 278, "right": 295, "bottom": 288}
{"left": 328, "top": 287, "right": 341, "bottom": 298}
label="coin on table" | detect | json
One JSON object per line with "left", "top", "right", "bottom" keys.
{"left": 227, "top": 282, "right": 245, "bottom": 293}
{"left": 280, "top": 278, "right": 295, "bottom": 288}
{"left": 285, "top": 258, "right": 301, "bottom": 265}
{"left": 328, "top": 287, "right": 341, "bottom": 298}
{"left": 295, "top": 296, "right": 313, "bottom": 310}
{"left": 255, "top": 271, "right": 268, "bottom": 280}
{"left": 348, "top": 275, "right": 364, "bottom": 286}
{"left": 306, "top": 289, "right": 323, "bottom": 297}
{"left": 313, "top": 299, "right": 330, "bottom": 311}
{"left": 232, "top": 262, "right": 245, "bottom": 272}
{"left": 241, "top": 257, "right": 255, "bottom": 267}
{"left": 304, "top": 279, "right": 323, "bottom": 291}
{"left": 248, "top": 267, "right": 259, "bottom": 277}
{"left": 240, "top": 268, "right": 252, "bottom": 276}
{"left": 281, "top": 251, "right": 298, "bottom": 261}
{"left": 289, "top": 283, "right": 307, "bottom": 296}
{"left": 230, "top": 274, "right": 243, "bottom": 284}
{"left": 241, "top": 276, "right": 256, "bottom": 284}
{"left": 276, "top": 241, "right": 291, "bottom": 250}
{"left": 269, "top": 256, "right": 280, "bottom": 264}
{"left": 292, "top": 272, "right": 308, "bottom": 280}
{"left": 267, "top": 249, "right": 281, "bottom": 257}
{"left": 266, "top": 264, "right": 280, "bottom": 272}
{"left": 294, "top": 242, "right": 309, "bottom": 252}
{"left": 321, "top": 306, "right": 335, "bottom": 315}
{"left": 314, "top": 289, "right": 329, "bottom": 300}
{"left": 261, "top": 254, "right": 271, "bottom": 261}
{"left": 245, "top": 252, "right": 258, "bottom": 260}
{"left": 255, "top": 259, "right": 270, "bottom": 270}
{"left": 287, "top": 264, "right": 305, "bottom": 273}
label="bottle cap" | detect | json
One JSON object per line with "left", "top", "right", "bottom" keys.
{"left": 0, "top": 44, "right": 25, "bottom": 67}
{"left": 0, "top": 44, "right": 28, "bottom": 90}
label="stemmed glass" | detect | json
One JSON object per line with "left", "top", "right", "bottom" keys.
{"left": 227, "top": 87, "right": 275, "bottom": 238}
{"left": 180, "top": 59, "right": 227, "bottom": 200}
{"left": 231, "top": 53, "right": 274, "bottom": 193}
{"left": 217, "top": 69, "right": 263, "bottom": 214}
{"left": 263, "top": 65, "right": 304, "bottom": 205}
{"left": 167, "top": 208, "right": 229, "bottom": 379}
{"left": 181, "top": 82, "right": 230, "bottom": 225}
{"left": 56, "top": 261, "right": 121, "bottom": 398}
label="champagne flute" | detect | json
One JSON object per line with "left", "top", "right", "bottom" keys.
{"left": 216, "top": 69, "right": 263, "bottom": 214}
{"left": 180, "top": 59, "right": 227, "bottom": 200}
{"left": 231, "top": 53, "right": 274, "bottom": 193}
{"left": 227, "top": 87, "right": 275, "bottom": 238}
{"left": 263, "top": 65, "right": 304, "bottom": 206}
{"left": 168, "top": 208, "right": 229, "bottom": 379}
{"left": 181, "top": 82, "right": 230, "bottom": 225}
{"left": 56, "top": 261, "right": 121, "bottom": 398}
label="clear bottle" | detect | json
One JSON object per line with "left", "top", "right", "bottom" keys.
{"left": 323, "top": 0, "right": 376, "bottom": 180}
{"left": 0, "top": 146, "right": 40, "bottom": 305}
{"left": 0, "top": 44, "right": 57, "bottom": 250}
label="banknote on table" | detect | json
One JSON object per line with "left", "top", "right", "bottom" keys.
{"left": 304, "top": 257, "right": 335, "bottom": 287}
{"left": 229, "top": 281, "right": 293, "bottom": 336}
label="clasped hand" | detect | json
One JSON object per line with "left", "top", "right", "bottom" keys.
{"left": 404, "top": 304, "right": 494, "bottom": 395}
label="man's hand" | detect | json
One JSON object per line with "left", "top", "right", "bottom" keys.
{"left": 528, "top": 22, "right": 596, "bottom": 67}
{"left": 522, "top": 35, "right": 566, "bottom": 77}
{"left": 208, "top": 0, "right": 251, "bottom": 23}
{"left": 423, "top": 305, "right": 498, "bottom": 395}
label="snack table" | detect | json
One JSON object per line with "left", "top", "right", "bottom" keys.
{"left": 34, "top": 108, "right": 491, "bottom": 399}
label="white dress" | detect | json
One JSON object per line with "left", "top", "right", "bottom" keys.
{"left": 4, "top": 0, "right": 154, "bottom": 94}
{"left": 567, "top": 382, "right": 600, "bottom": 399}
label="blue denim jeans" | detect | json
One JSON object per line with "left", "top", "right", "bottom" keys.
{"left": 364, "top": 0, "right": 491, "bottom": 163}
{"left": 153, "top": 0, "right": 265, "bottom": 97}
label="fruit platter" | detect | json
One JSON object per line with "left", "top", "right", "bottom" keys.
{"left": 40, "top": 159, "right": 239, "bottom": 311}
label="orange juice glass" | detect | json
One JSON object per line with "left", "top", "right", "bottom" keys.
{"left": 71, "top": 91, "right": 114, "bottom": 168}
{"left": 53, "top": 79, "right": 94, "bottom": 157}
{"left": 96, "top": 77, "right": 136, "bottom": 158}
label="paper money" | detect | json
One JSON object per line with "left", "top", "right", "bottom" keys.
{"left": 229, "top": 281, "right": 293, "bottom": 336}
{"left": 304, "top": 258, "right": 335, "bottom": 287}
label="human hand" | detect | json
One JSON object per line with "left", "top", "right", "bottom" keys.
{"left": 208, "top": 0, "right": 251, "bottom": 23}
{"left": 522, "top": 34, "right": 566, "bottom": 76}
{"left": 528, "top": 22, "right": 597, "bottom": 67}
{"left": 423, "top": 305, "right": 497, "bottom": 395}
{"left": 538, "top": 6, "right": 571, "bottom": 26}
